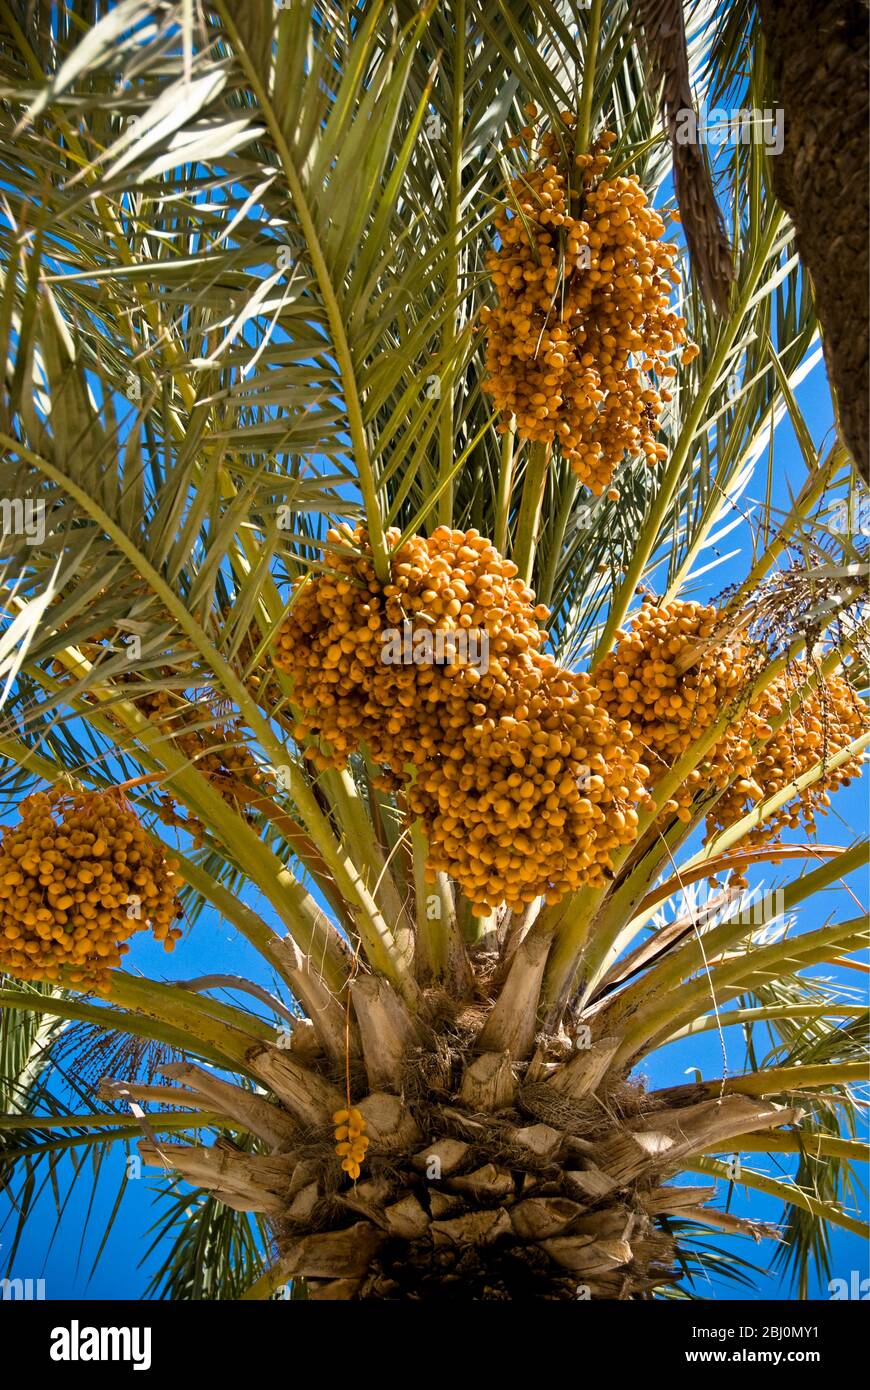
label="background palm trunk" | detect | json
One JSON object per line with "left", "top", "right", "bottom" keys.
{"left": 756, "top": 0, "right": 869, "bottom": 481}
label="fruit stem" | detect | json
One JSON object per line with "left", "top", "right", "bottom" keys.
{"left": 512, "top": 439, "right": 551, "bottom": 585}
{"left": 436, "top": 0, "right": 466, "bottom": 528}
{"left": 537, "top": 460, "right": 577, "bottom": 609}
{"left": 576, "top": 0, "right": 603, "bottom": 156}
{"left": 493, "top": 418, "right": 516, "bottom": 556}
{"left": 114, "top": 771, "right": 167, "bottom": 794}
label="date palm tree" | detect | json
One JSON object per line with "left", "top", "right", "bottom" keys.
{"left": 0, "top": 0, "right": 867, "bottom": 1300}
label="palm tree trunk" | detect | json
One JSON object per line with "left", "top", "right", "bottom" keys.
{"left": 756, "top": 0, "right": 869, "bottom": 481}
{"left": 134, "top": 1028, "right": 796, "bottom": 1299}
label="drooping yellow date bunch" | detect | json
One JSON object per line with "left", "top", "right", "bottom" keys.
{"left": 274, "top": 525, "right": 652, "bottom": 911}
{"left": 274, "top": 524, "right": 549, "bottom": 773}
{"left": 481, "top": 117, "right": 691, "bottom": 494}
{"left": 709, "top": 663, "right": 869, "bottom": 844}
{"left": 333, "top": 1106, "right": 369, "bottom": 1181}
{"left": 410, "top": 651, "right": 653, "bottom": 910}
{"left": 595, "top": 598, "right": 756, "bottom": 821}
{"left": 0, "top": 789, "right": 184, "bottom": 985}
{"left": 596, "top": 598, "right": 869, "bottom": 841}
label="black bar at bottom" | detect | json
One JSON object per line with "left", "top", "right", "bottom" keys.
{"left": 0, "top": 1295, "right": 864, "bottom": 1375}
